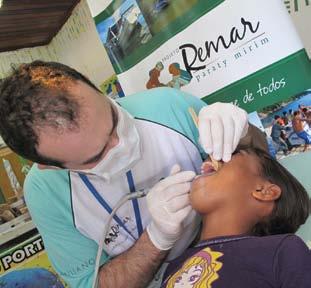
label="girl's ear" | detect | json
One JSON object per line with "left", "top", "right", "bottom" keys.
{"left": 252, "top": 183, "right": 281, "bottom": 202}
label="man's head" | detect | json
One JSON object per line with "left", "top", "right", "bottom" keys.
{"left": 294, "top": 111, "right": 300, "bottom": 116}
{"left": 274, "top": 115, "right": 280, "bottom": 120}
{"left": 190, "top": 148, "right": 309, "bottom": 236}
{"left": 0, "top": 61, "right": 119, "bottom": 169}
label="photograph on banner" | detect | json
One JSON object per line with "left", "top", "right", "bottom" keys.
{"left": 257, "top": 89, "right": 311, "bottom": 160}
{"left": 96, "top": 0, "right": 152, "bottom": 66}
{"left": 137, "top": 0, "right": 198, "bottom": 34}
{"left": 247, "top": 89, "right": 311, "bottom": 160}
{"left": 94, "top": 0, "right": 224, "bottom": 73}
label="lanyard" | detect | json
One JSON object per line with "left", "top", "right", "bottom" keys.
{"left": 78, "top": 171, "right": 143, "bottom": 241}
{"left": 126, "top": 171, "right": 144, "bottom": 237}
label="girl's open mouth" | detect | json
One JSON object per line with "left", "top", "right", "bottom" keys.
{"left": 200, "top": 159, "right": 223, "bottom": 177}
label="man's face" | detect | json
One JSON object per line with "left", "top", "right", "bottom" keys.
{"left": 37, "top": 81, "right": 119, "bottom": 170}
{"left": 190, "top": 151, "right": 262, "bottom": 214}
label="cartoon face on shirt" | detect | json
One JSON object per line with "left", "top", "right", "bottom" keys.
{"left": 174, "top": 264, "right": 203, "bottom": 287}
{"left": 165, "top": 247, "right": 223, "bottom": 288}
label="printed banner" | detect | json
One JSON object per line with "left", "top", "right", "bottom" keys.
{"left": 0, "top": 234, "right": 68, "bottom": 287}
{"left": 92, "top": 0, "right": 311, "bottom": 247}
{"left": 94, "top": 0, "right": 311, "bottom": 112}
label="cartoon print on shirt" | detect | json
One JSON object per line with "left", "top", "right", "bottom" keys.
{"left": 165, "top": 247, "right": 223, "bottom": 288}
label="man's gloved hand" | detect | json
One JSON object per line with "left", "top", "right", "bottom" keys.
{"left": 146, "top": 165, "right": 196, "bottom": 251}
{"left": 198, "top": 102, "right": 249, "bottom": 162}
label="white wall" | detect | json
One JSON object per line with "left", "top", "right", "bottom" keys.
{"left": 86, "top": 0, "right": 112, "bottom": 17}
{"left": 50, "top": 0, "right": 114, "bottom": 86}
{"left": 0, "top": 136, "right": 4, "bottom": 147}
{"left": 287, "top": 1, "right": 311, "bottom": 58}
{"left": 0, "top": 0, "right": 114, "bottom": 86}
{"left": 0, "top": 46, "right": 57, "bottom": 79}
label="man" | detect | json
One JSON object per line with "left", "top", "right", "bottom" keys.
{"left": 0, "top": 61, "right": 251, "bottom": 288}
{"left": 302, "top": 107, "right": 311, "bottom": 126}
{"left": 282, "top": 111, "right": 289, "bottom": 125}
{"left": 292, "top": 110, "right": 311, "bottom": 152}
{"left": 270, "top": 115, "right": 289, "bottom": 155}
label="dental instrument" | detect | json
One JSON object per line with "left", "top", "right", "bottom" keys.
{"left": 92, "top": 190, "right": 148, "bottom": 288}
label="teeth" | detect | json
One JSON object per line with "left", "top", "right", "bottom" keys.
{"left": 213, "top": 161, "right": 223, "bottom": 171}
{"left": 211, "top": 158, "right": 219, "bottom": 171}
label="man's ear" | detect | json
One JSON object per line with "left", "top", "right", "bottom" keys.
{"left": 37, "top": 164, "right": 61, "bottom": 170}
{"left": 252, "top": 183, "right": 282, "bottom": 202}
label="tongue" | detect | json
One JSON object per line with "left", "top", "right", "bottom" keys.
{"left": 201, "top": 163, "right": 216, "bottom": 175}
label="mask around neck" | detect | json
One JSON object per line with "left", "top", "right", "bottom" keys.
{"left": 75, "top": 101, "right": 141, "bottom": 181}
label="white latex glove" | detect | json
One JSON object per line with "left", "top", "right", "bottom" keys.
{"left": 198, "top": 102, "right": 249, "bottom": 162}
{"left": 146, "top": 165, "right": 196, "bottom": 251}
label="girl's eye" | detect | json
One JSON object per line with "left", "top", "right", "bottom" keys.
{"left": 175, "top": 276, "right": 182, "bottom": 283}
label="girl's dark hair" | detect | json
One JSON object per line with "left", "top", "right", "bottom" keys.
{"left": 242, "top": 148, "right": 310, "bottom": 236}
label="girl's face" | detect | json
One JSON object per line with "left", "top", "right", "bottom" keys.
{"left": 174, "top": 265, "right": 203, "bottom": 288}
{"left": 190, "top": 151, "right": 262, "bottom": 214}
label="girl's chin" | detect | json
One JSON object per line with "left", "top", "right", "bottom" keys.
{"left": 189, "top": 190, "right": 196, "bottom": 205}
{"left": 192, "top": 172, "right": 216, "bottom": 188}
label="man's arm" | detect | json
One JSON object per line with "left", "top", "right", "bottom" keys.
{"left": 99, "top": 231, "right": 167, "bottom": 287}
{"left": 24, "top": 166, "right": 193, "bottom": 288}
{"left": 98, "top": 166, "right": 196, "bottom": 287}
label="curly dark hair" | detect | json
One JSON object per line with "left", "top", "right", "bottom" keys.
{"left": 242, "top": 148, "right": 310, "bottom": 236}
{"left": 0, "top": 61, "right": 100, "bottom": 166}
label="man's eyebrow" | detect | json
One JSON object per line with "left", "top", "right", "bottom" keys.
{"left": 82, "top": 103, "right": 118, "bottom": 165}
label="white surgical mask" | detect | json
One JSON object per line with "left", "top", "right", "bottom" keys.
{"left": 76, "top": 101, "right": 141, "bottom": 181}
